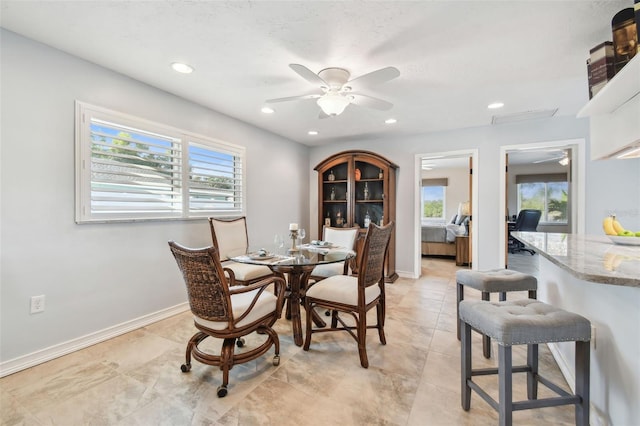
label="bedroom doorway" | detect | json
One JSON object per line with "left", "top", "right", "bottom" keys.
{"left": 414, "top": 149, "right": 478, "bottom": 278}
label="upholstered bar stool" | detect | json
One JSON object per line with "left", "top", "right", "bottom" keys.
{"left": 456, "top": 269, "right": 537, "bottom": 358}
{"left": 459, "top": 299, "right": 591, "bottom": 426}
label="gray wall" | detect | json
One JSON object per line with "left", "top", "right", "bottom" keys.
{"left": 2, "top": 29, "right": 639, "bottom": 370}
{"left": 0, "top": 31, "right": 309, "bottom": 364}
{"left": 309, "top": 120, "right": 640, "bottom": 276}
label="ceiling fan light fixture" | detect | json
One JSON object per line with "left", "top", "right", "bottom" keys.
{"left": 385, "top": 118, "right": 397, "bottom": 124}
{"left": 317, "top": 93, "right": 351, "bottom": 116}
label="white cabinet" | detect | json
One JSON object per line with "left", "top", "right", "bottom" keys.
{"left": 577, "top": 55, "right": 640, "bottom": 160}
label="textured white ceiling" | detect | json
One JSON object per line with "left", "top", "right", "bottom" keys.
{"left": 0, "top": 1, "right": 629, "bottom": 147}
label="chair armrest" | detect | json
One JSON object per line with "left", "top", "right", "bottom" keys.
{"left": 223, "top": 267, "right": 238, "bottom": 286}
{"left": 229, "top": 275, "right": 286, "bottom": 318}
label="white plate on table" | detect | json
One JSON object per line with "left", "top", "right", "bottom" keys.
{"left": 249, "top": 253, "right": 276, "bottom": 260}
{"left": 608, "top": 236, "right": 640, "bottom": 246}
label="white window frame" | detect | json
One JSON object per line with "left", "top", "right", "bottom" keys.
{"left": 75, "top": 101, "right": 246, "bottom": 223}
{"left": 421, "top": 184, "right": 447, "bottom": 223}
{"left": 516, "top": 181, "right": 569, "bottom": 225}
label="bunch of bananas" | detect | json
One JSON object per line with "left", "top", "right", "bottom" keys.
{"left": 602, "top": 214, "right": 625, "bottom": 235}
{"left": 602, "top": 214, "right": 640, "bottom": 237}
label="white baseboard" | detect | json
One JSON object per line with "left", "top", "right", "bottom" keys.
{"left": 0, "top": 303, "right": 190, "bottom": 378}
{"left": 396, "top": 270, "right": 418, "bottom": 279}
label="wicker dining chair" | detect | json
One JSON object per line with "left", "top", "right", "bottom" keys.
{"left": 168, "top": 241, "right": 286, "bottom": 397}
{"left": 208, "top": 216, "right": 274, "bottom": 285}
{"left": 303, "top": 222, "right": 394, "bottom": 368}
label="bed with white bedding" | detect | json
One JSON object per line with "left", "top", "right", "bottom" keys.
{"left": 421, "top": 215, "right": 468, "bottom": 257}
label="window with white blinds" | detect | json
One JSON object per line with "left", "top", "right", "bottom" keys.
{"left": 75, "top": 102, "right": 245, "bottom": 223}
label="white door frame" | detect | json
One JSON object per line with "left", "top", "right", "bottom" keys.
{"left": 498, "top": 138, "right": 586, "bottom": 264}
{"left": 414, "top": 149, "right": 479, "bottom": 278}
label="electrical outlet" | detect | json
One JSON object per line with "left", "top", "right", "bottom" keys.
{"left": 30, "top": 295, "right": 45, "bottom": 314}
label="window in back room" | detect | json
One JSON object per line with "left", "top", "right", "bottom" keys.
{"left": 421, "top": 178, "right": 447, "bottom": 222}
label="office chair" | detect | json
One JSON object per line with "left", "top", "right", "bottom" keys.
{"left": 508, "top": 209, "right": 541, "bottom": 255}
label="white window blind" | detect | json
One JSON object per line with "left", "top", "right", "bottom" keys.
{"left": 75, "top": 102, "right": 245, "bottom": 223}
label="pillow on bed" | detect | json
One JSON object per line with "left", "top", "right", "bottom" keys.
{"left": 449, "top": 214, "right": 458, "bottom": 224}
{"left": 455, "top": 214, "right": 468, "bottom": 226}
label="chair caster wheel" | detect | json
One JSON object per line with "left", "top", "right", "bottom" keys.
{"left": 236, "top": 338, "right": 245, "bottom": 348}
{"left": 217, "top": 385, "right": 228, "bottom": 398}
{"left": 180, "top": 363, "right": 191, "bottom": 373}
{"left": 273, "top": 355, "right": 280, "bottom": 366}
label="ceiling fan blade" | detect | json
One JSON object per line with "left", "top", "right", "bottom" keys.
{"left": 350, "top": 93, "right": 393, "bottom": 111}
{"left": 347, "top": 66, "right": 400, "bottom": 88}
{"left": 265, "top": 94, "right": 321, "bottom": 103}
{"left": 289, "top": 64, "right": 327, "bottom": 87}
{"left": 532, "top": 155, "right": 565, "bottom": 164}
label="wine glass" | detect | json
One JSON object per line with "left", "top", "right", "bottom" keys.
{"left": 298, "top": 228, "right": 306, "bottom": 247}
{"left": 274, "top": 234, "right": 284, "bottom": 254}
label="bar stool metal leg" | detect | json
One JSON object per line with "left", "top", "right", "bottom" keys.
{"left": 461, "top": 320, "right": 472, "bottom": 411}
{"left": 456, "top": 282, "right": 464, "bottom": 340}
{"left": 527, "top": 344, "right": 539, "bottom": 399}
{"left": 481, "top": 291, "right": 491, "bottom": 358}
{"left": 575, "top": 340, "right": 590, "bottom": 426}
{"left": 498, "top": 344, "right": 513, "bottom": 426}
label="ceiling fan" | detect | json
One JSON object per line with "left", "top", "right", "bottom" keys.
{"left": 532, "top": 149, "right": 570, "bottom": 166}
{"left": 265, "top": 64, "right": 400, "bottom": 117}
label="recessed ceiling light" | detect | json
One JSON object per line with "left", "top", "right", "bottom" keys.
{"left": 261, "top": 106, "right": 274, "bottom": 114}
{"left": 171, "top": 62, "right": 194, "bottom": 74}
{"left": 308, "top": 130, "right": 319, "bottom": 135}
{"left": 385, "top": 118, "right": 397, "bottom": 124}
{"left": 488, "top": 102, "right": 504, "bottom": 109}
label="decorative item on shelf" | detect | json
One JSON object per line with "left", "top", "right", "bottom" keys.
{"left": 330, "top": 186, "right": 336, "bottom": 200}
{"left": 325, "top": 211, "right": 331, "bottom": 227}
{"left": 587, "top": 41, "right": 615, "bottom": 98}
{"left": 328, "top": 170, "right": 335, "bottom": 181}
{"left": 378, "top": 169, "right": 383, "bottom": 179}
{"left": 335, "top": 210, "right": 344, "bottom": 227}
{"left": 363, "top": 182, "right": 369, "bottom": 200}
{"left": 364, "top": 210, "right": 371, "bottom": 228}
{"left": 612, "top": 8, "right": 638, "bottom": 73}
{"left": 288, "top": 223, "right": 299, "bottom": 254}
{"left": 355, "top": 168, "right": 361, "bottom": 181}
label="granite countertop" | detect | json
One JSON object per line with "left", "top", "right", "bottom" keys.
{"left": 512, "top": 232, "right": 640, "bottom": 287}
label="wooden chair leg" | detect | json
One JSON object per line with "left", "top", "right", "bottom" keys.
{"left": 377, "top": 302, "right": 386, "bottom": 345}
{"left": 357, "top": 314, "right": 369, "bottom": 368}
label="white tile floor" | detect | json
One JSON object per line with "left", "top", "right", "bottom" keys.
{"left": 1, "top": 256, "right": 578, "bottom": 425}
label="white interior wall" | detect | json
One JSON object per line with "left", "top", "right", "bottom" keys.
{"left": 3, "top": 29, "right": 639, "bottom": 374}
{"left": 309, "top": 119, "right": 640, "bottom": 277}
{"left": 0, "top": 31, "right": 309, "bottom": 366}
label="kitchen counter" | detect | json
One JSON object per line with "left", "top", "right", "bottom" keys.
{"left": 512, "top": 231, "right": 639, "bottom": 424}
{"left": 512, "top": 231, "right": 640, "bottom": 287}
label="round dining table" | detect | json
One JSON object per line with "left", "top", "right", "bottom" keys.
{"left": 231, "top": 245, "right": 356, "bottom": 346}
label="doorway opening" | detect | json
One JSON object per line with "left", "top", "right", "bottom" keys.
{"left": 500, "top": 139, "right": 585, "bottom": 269}
{"left": 414, "top": 149, "right": 478, "bottom": 278}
